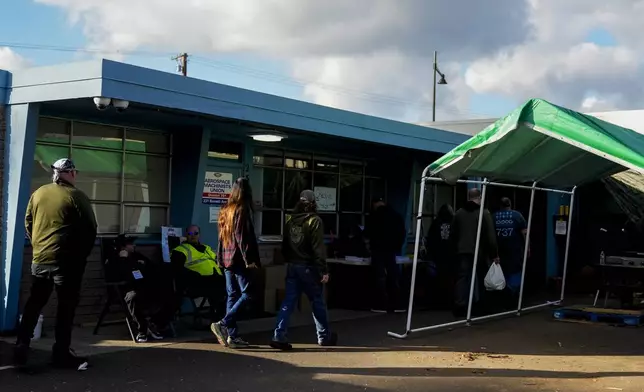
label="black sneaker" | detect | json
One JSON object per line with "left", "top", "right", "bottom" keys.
{"left": 13, "top": 343, "right": 29, "bottom": 368}
{"left": 319, "top": 332, "right": 338, "bottom": 347}
{"left": 227, "top": 337, "right": 250, "bottom": 349}
{"left": 269, "top": 340, "right": 293, "bottom": 351}
{"left": 147, "top": 326, "right": 164, "bottom": 341}
{"left": 135, "top": 333, "right": 148, "bottom": 343}
{"left": 51, "top": 348, "right": 89, "bottom": 371}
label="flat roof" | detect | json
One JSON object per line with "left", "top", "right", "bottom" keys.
{"left": 2, "top": 59, "right": 467, "bottom": 153}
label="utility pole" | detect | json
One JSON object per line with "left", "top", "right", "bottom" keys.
{"left": 172, "top": 53, "right": 188, "bottom": 76}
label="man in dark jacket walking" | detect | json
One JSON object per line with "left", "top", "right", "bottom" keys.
{"left": 15, "top": 158, "right": 97, "bottom": 371}
{"left": 365, "top": 197, "right": 407, "bottom": 313}
{"left": 451, "top": 188, "right": 498, "bottom": 317}
{"left": 270, "top": 190, "right": 337, "bottom": 350}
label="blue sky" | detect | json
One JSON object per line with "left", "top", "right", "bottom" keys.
{"left": 0, "top": 0, "right": 623, "bottom": 121}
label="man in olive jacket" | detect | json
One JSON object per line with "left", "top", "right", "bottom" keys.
{"left": 270, "top": 190, "right": 337, "bottom": 350}
{"left": 15, "top": 158, "right": 97, "bottom": 371}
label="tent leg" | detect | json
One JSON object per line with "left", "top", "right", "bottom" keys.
{"left": 517, "top": 181, "right": 537, "bottom": 313}
{"left": 465, "top": 179, "right": 488, "bottom": 323}
{"left": 388, "top": 177, "right": 427, "bottom": 338}
{"left": 559, "top": 186, "right": 576, "bottom": 303}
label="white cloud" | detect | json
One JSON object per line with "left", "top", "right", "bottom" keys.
{"left": 34, "top": 0, "right": 644, "bottom": 120}
{"left": 0, "top": 47, "right": 29, "bottom": 71}
{"left": 466, "top": 0, "right": 644, "bottom": 112}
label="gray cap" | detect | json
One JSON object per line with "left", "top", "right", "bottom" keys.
{"left": 300, "top": 189, "right": 316, "bottom": 203}
{"left": 51, "top": 158, "right": 76, "bottom": 172}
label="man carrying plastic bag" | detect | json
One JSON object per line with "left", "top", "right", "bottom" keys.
{"left": 451, "top": 188, "right": 499, "bottom": 317}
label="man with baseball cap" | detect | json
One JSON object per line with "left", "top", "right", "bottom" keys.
{"left": 15, "top": 158, "right": 97, "bottom": 371}
{"left": 270, "top": 190, "right": 337, "bottom": 350}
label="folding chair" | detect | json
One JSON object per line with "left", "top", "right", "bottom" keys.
{"left": 93, "top": 238, "right": 137, "bottom": 342}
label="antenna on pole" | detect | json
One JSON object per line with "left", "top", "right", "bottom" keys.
{"left": 172, "top": 53, "right": 188, "bottom": 76}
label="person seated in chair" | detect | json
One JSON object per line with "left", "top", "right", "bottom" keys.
{"left": 171, "top": 225, "right": 225, "bottom": 322}
{"left": 106, "top": 235, "right": 169, "bottom": 343}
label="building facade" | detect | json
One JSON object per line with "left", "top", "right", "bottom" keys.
{"left": 0, "top": 60, "right": 468, "bottom": 331}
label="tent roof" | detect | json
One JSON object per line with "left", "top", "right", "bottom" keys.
{"left": 428, "top": 99, "right": 644, "bottom": 188}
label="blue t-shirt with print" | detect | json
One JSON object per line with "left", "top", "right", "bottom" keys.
{"left": 494, "top": 209, "right": 527, "bottom": 273}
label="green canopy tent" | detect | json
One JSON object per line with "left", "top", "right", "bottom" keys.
{"left": 389, "top": 98, "right": 644, "bottom": 339}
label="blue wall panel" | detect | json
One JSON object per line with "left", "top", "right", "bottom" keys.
{"left": 1, "top": 103, "right": 39, "bottom": 331}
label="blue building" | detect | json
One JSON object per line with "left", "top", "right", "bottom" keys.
{"left": 0, "top": 59, "right": 468, "bottom": 331}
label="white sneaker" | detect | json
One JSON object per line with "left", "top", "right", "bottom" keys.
{"left": 210, "top": 322, "right": 229, "bottom": 347}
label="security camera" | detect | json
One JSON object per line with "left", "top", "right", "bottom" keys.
{"left": 93, "top": 97, "right": 112, "bottom": 111}
{"left": 112, "top": 99, "right": 130, "bottom": 113}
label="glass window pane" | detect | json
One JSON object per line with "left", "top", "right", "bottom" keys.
{"left": 259, "top": 168, "right": 283, "bottom": 209}
{"left": 92, "top": 203, "right": 120, "bottom": 233}
{"left": 124, "top": 155, "right": 169, "bottom": 203}
{"left": 261, "top": 210, "right": 282, "bottom": 235}
{"left": 37, "top": 118, "right": 70, "bottom": 144}
{"left": 126, "top": 129, "right": 170, "bottom": 154}
{"left": 313, "top": 172, "right": 338, "bottom": 189}
{"left": 365, "top": 160, "right": 380, "bottom": 177}
{"left": 318, "top": 213, "right": 337, "bottom": 236}
{"left": 208, "top": 140, "right": 243, "bottom": 161}
{"left": 285, "top": 171, "right": 311, "bottom": 209}
{"left": 253, "top": 149, "right": 283, "bottom": 167}
{"left": 124, "top": 206, "right": 167, "bottom": 234}
{"left": 314, "top": 156, "right": 339, "bottom": 173}
{"left": 32, "top": 145, "right": 70, "bottom": 193}
{"left": 339, "top": 213, "right": 363, "bottom": 237}
{"left": 340, "top": 175, "right": 363, "bottom": 212}
{"left": 365, "top": 178, "right": 386, "bottom": 212}
{"left": 285, "top": 152, "right": 312, "bottom": 170}
{"left": 73, "top": 149, "right": 122, "bottom": 201}
{"left": 72, "top": 122, "right": 123, "bottom": 149}
{"left": 341, "top": 161, "right": 363, "bottom": 175}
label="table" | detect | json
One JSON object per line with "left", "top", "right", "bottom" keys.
{"left": 594, "top": 263, "right": 644, "bottom": 308}
{"left": 325, "top": 258, "right": 429, "bottom": 310}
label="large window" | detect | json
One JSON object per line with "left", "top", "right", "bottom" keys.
{"left": 31, "top": 117, "right": 172, "bottom": 234}
{"left": 252, "top": 149, "right": 385, "bottom": 237}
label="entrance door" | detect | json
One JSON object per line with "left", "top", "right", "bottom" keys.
{"left": 197, "top": 162, "right": 242, "bottom": 247}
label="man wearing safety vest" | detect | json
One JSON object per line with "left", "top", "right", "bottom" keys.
{"left": 171, "top": 224, "right": 225, "bottom": 321}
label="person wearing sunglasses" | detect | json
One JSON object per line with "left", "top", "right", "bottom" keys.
{"left": 210, "top": 177, "right": 260, "bottom": 349}
{"left": 171, "top": 224, "right": 224, "bottom": 323}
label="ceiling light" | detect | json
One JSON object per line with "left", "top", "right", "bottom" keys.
{"left": 249, "top": 132, "right": 287, "bottom": 142}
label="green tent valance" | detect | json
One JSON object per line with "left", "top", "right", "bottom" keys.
{"left": 428, "top": 99, "right": 644, "bottom": 187}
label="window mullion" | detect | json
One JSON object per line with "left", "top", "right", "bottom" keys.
{"left": 120, "top": 127, "right": 126, "bottom": 234}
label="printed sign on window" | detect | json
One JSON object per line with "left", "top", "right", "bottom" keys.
{"left": 314, "top": 187, "right": 337, "bottom": 212}
{"left": 202, "top": 171, "right": 233, "bottom": 205}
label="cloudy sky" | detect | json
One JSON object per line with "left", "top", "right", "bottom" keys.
{"left": 2, "top": 0, "right": 643, "bottom": 123}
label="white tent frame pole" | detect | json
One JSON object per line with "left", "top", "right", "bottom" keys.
{"left": 517, "top": 181, "right": 538, "bottom": 313}
{"left": 559, "top": 186, "right": 577, "bottom": 302}
{"left": 387, "top": 173, "right": 576, "bottom": 340}
{"left": 465, "top": 179, "right": 489, "bottom": 322}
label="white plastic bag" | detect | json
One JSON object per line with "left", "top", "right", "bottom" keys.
{"left": 484, "top": 263, "right": 506, "bottom": 291}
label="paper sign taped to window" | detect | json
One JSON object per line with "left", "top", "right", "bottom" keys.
{"left": 209, "top": 206, "right": 220, "bottom": 223}
{"left": 555, "top": 220, "right": 567, "bottom": 235}
{"left": 314, "top": 187, "right": 337, "bottom": 211}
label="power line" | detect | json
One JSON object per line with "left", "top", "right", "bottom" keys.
{"left": 0, "top": 41, "right": 495, "bottom": 118}
{"left": 191, "top": 56, "right": 492, "bottom": 118}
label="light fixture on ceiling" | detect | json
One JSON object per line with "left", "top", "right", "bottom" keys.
{"left": 249, "top": 131, "right": 287, "bottom": 143}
